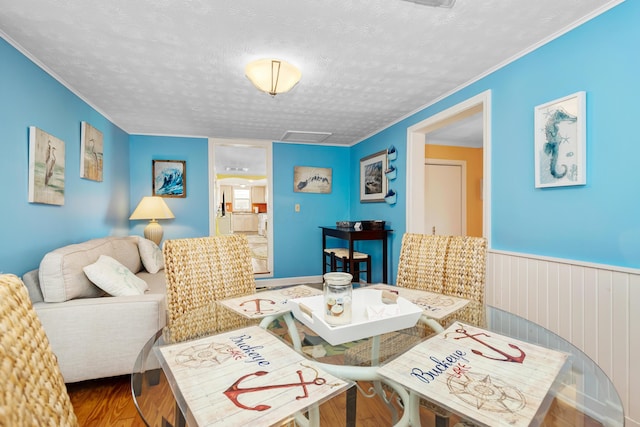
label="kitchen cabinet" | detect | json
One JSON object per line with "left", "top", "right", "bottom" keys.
{"left": 251, "top": 186, "right": 266, "bottom": 203}
{"left": 217, "top": 215, "right": 232, "bottom": 235}
{"left": 232, "top": 213, "right": 258, "bottom": 232}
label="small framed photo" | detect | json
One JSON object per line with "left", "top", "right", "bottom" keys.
{"left": 153, "top": 160, "right": 186, "bottom": 198}
{"left": 294, "top": 166, "right": 332, "bottom": 193}
{"left": 80, "top": 121, "right": 103, "bottom": 182}
{"left": 534, "top": 91, "right": 586, "bottom": 188}
{"left": 360, "top": 150, "right": 387, "bottom": 202}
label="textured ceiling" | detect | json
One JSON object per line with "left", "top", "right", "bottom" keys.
{"left": 0, "top": 0, "right": 619, "bottom": 145}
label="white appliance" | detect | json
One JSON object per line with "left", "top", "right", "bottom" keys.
{"left": 258, "top": 213, "right": 267, "bottom": 236}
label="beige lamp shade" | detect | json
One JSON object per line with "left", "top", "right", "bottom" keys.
{"left": 245, "top": 58, "right": 301, "bottom": 96}
{"left": 129, "top": 196, "right": 175, "bottom": 245}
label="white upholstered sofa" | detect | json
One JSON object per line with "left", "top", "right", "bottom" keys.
{"left": 21, "top": 236, "right": 167, "bottom": 383}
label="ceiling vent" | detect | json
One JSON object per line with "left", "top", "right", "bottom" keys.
{"left": 280, "top": 131, "right": 332, "bottom": 143}
{"left": 400, "top": 0, "right": 456, "bottom": 8}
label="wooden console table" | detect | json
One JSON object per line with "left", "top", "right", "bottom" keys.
{"left": 320, "top": 226, "right": 392, "bottom": 284}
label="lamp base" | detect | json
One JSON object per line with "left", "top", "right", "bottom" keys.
{"left": 144, "top": 220, "right": 164, "bottom": 246}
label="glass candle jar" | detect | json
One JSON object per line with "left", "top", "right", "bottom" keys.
{"left": 323, "top": 272, "right": 353, "bottom": 325}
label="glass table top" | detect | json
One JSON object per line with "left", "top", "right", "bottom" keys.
{"left": 132, "top": 304, "right": 624, "bottom": 427}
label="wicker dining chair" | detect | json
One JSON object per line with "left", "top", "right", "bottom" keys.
{"left": 440, "top": 235, "right": 488, "bottom": 328}
{"left": 344, "top": 233, "right": 487, "bottom": 426}
{"left": 396, "top": 233, "right": 450, "bottom": 293}
{"left": 0, "top": 274, "right": 78, "bottom": 427}
{"left": 162, "top": 235, "right": 257, "bottom": 343}
{"left": 397, "top": 233, "right": 487, "bottom": 427}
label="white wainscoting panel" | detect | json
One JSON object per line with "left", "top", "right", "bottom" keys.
{"left": 487, "top": 250, "right": 639, "bottom": 427}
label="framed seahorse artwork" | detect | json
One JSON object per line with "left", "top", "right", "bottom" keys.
{"left": 534, "top": 91, "right": 586, "bottom": 188}
{"left": 293, "top": 166, "right": 332, "bottom": 193}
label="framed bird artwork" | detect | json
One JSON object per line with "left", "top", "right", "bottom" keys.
{"left": 28, "top": 126, "right": 65, "bottom": 205}
{"left": 80, "top": 121, "right": 103, "bottom": 182}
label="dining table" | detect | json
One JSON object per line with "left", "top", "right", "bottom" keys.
{"left": 131, "top": 284, "right": 624, "bottom": 427}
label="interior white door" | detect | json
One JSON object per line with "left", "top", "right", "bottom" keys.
{"left": 424, "top": 160, "right": 465, "bottom": 236}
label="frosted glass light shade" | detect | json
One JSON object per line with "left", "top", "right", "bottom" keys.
{"left": 245, "top": 59, "right": 301, "bottom": 96}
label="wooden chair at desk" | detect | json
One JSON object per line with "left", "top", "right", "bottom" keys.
{"left": 344, "top": 233, "right": 487, "bottom": 427}
{"left": 323, "top": 247, "right": 372, "bottom": 284}
{"left": 0, "top": 274, "right": 79, "bottom": 426}
{"left": 162, "top": 235, "right": 257, "bottom": 344}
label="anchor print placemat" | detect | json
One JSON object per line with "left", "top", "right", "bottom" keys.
{"left": 377, "top": 322, "right": 569, "bottom": 427}
{"left": 219, "top": 285, "right": 323, "bottom": 319}
{"left": 368, "top": 284, "right": 470, "bottom": 320}
{"left": 157, "top": 326, "right": 350, "bottom": 426}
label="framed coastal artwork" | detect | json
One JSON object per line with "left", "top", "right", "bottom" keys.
{"left": 293, "top": 166, "right": 332, "bottom": 193}
{"left": 534, "top": 91, "right": 586, "bottom": 188}
{"left": 28, "top": 126, "right": 65, "bottom": 205}
{"left": 80, "top": 121, "right": 104, "bottom": 181}
{"left": 153, "top": 160, "right": 186, "bottom": 198}
{"left": 360, "top": 150, "right": 387, "bottom": 202}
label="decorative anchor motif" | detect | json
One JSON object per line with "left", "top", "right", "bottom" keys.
{"left": 223, "top": 368, "right": 327, "bottom": 411}
{"left": 240, "top": 298, "right": 276, "bottom": 315}
{"left": 449, "top": 325, "right": 526, "bottom": 364}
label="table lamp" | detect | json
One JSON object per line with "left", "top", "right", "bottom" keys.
{"left": 129, "top": 196, "right": 175, "bottom": 245}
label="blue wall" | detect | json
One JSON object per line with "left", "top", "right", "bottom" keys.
{"left": 349, "top": 126, "right": 408, "bottom": 283}
{"left": 352, "top": 0, "right": 639, "bottom": 270}
{"left": 2, "top": 1, "right": 638, "bottom": 278}
{"left": 0, "top": 39, "right": 130, "bottom": 275}
{"left": 272, "top": 143, "right": 350, "bottom": 278}
{"left": 129, "top": 135, "right": 210, "bottom": 241}
{"left": 486, "top": 1, "right": 640, "bottom": 266}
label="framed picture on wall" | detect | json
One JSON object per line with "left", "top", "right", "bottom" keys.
{"left": 80, "top": 121, "right": 103, "bottom": 182}
{"left": 534, "top": 91, "right": 586, "bottom": 188}
{"left": 293, "top": 166, "right": 332, "bottom": 193}
{"left": 360, "top": 150, "right": 387, "bottom": 202}
{"left": 28, "top": 126, "right": 65, "bottom": 205}
{"left": 153, "top": 160, "right": 186, "bottom": 198}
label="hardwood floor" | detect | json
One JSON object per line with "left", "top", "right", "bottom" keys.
{"left": 66, "top": 375, "right": 603, "bottom": 426}
{"left": 67, "top": 376, "right": 146, "bottom": 427}
{"left": 66, "top": 375, "right": 454, "bottom": 426}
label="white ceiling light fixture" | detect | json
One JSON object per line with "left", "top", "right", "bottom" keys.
{"left": 245, "top": 58, "right": 302, "bottom": 96}
{"left": 401, "top": 0, "right": 456, "bottom": 7}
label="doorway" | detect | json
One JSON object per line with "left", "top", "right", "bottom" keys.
{"left": 208, "top": 138, "right": 274, "bottom": 277}
{"left": 406, "top": 90, "right": 491, "bottom": 242}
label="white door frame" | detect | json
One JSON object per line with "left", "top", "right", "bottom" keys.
{"left": 208, "top": 137, "right": 274, "bottom": 278}
{"left": 406, "top": 90, "right": 491, "bottom": 245}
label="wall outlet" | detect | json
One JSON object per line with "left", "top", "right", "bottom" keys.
{"left": 295, "top": 203, "right": 300, "bottom": 212}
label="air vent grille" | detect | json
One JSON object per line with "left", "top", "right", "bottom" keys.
{"left": 400, "top": 0, "right": 455, "bottom": 8}
{"left": 280, "top": 131, "right": 332, "bottom": 143}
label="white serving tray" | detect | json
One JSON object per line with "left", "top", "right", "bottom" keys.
{"left": 289, "top": 288, "right": 423, "bottom": 345}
